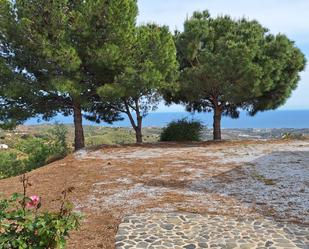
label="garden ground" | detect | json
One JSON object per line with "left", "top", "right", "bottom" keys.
{"left": 0, "top": 139, "right": 308, "bottom": 248}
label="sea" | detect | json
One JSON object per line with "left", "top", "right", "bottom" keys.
{"left": 25, "top": 110, "right": 309, "bottom": 129}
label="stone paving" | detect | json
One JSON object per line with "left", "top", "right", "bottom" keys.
{"left": 115, "top": 213, "right": 309, "bottom": 249}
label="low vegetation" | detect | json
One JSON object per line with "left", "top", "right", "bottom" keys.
{"left": 160, "top": 119, "right": 203, "bottom": 142}
{"left": 0, "top": 124, "right": 162, "bottom": 179}
{"left": 0, "top": 175, "right": 82, "bottom": 249}
{"left": 0, "top": 124, "right": 69, "bottom": 179}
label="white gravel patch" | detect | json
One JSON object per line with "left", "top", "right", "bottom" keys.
{"left": 191, "top": 144, "right": 309, "bottom": 223}
{"left": 208, "top": 140, "right": 309, "bottom": 164}
{"left": 83, "top": 183, "right": 173, "bottom": 212}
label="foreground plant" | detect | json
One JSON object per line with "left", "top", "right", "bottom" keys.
{"left": 0, "top": 174, "right": 82, "bottom": 249}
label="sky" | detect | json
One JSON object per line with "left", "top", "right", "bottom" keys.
{"left": 137, "top": 0, "right": 309, "bottom": 111}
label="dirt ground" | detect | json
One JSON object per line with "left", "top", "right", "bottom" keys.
{"left": 0, "top": 139, "right": 308, "bottom": 248}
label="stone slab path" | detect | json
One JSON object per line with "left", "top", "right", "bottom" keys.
{"left": 115, "top": 213, "right": 309, "bottom": 249}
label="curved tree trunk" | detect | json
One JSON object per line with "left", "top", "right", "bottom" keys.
{"left": 213, "top": 107, "right": 222, "bottom": 140}
{"left": 123, "top": 99, "right": 143, "bottom": 144}
{"left": 73, "top": 102, "right": 85, "bottom": 151}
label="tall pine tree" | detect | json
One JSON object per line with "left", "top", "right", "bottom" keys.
{"left": 0, "top": 0, "right": 138, "bottom": 150}
{"left": 95, "top": 24, "right": 178, "bottom": 143}
{"left": 167, "top": 11, "right": 306, "bottom": 140}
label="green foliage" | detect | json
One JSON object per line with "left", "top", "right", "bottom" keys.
{"left": 84, "top": 126, "right": 160, "bottom": 146}
{"left": 251, "top": 172, "right": 276, "bottom": 186}
{"left": 160, "top": 119, "right": 203, "bottom": 142}
{"left": 0, "top": 176, "right": 82, "bottom": 249}
{"left": 167, "top": 10, "right": 306, "bottom": 140}
{"left": 96, "top": 24, "right": 179, "bottom": 142}
{"left": 17, "top": 137, "right": 51, "bottom": 170}
{"left": 0, "top": 57, "right": 35, "bottom": 129}
{"left": 86, "top": 130, "right": 135, "bottom": 146}
{"left": 0, "top": 151, "right": 24, "bottom": 179}
{"left": 48, "top": 123, "right": 69, "bottom": 158}
{"left": 0, "top": 0, "right": 138, "bottom": 150}
{"left": 0, "top": 125, "right": 69, "bottom": 179}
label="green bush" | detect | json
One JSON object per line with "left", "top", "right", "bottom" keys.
{"left": 48, "top": 123, "right": 69, "bottom": 158}
{"left": 0, "top": 124, "right": 69, "bottom": 179}
{"left": 0, "top": 151, "right": 24, "bottom": 179}
{"left": 17, "top": 137, "right": 51, "bottom": 171}
{"left": 160, "top": 118, "right": 204, "bottom": 142}
{"left": 0, "top": 175, "right": 82, "bottom": 249}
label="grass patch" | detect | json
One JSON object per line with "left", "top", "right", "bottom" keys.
{"left": 251, "top": 172, "right": 276, "bottom": 185}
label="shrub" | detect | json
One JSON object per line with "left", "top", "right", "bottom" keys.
{"left": 160, "top": 118, "right": 204, "bottom": 142}
{"left": 18, "top": 124, "right": 69, "bottom": 171}
{"left": 0, "top": 175, "right": 82, "bottom": 249}
{"left": 0, "top": 124, "right": 70, "bottom": 179}
{"left": 17, "top": 137, "right": 51, "bottom": 171}
{"left": 281, "top": 132, "right": 305, "bottom": 140}
{"left": 0, "top": 151, "right": 24, "bottom": 179}
{"left": 48, "top": 123, "right": 69, "bottom": 158}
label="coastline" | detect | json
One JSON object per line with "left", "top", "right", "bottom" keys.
{"left": 24, "top": 110, "right": 309, "bottom": 129}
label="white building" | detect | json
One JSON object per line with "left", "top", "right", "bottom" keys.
{"left": 0, "top": 144, "right": 9, "bottom": 150}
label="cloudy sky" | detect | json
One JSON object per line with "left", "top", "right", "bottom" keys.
{"left": 137, "top": 0, "right": 309, "bottom": 111}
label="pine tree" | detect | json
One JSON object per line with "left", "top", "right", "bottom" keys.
{"left": 167, "top": 11, "right": 306, "bottom": 140}
{"left": 0, "top": 0, "right": 138, "bottom": 150}
{"left": 95, "top": 24, "right": 178, "bottom": 143}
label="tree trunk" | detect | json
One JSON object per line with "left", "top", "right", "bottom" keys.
{"left": 135, "top": 127, "right": 143, "bottom": 143}
{"left": 73, "top": 102, "right": 85, "bottom": 151}
{"left": 135, "top": 115, "right": 143, "bottom": 143}
{"left": 123, "top": 99, "right": 144, "bottom": 144}
{"left": 213, "top": 107, "right": 222, "bottom": 140}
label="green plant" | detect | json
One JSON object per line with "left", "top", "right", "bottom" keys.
{"left": 97, "top": 24, "right": 178, "bottom": 143}
{"left": 0, "top": 0, "right": 138, "bottom": 151}
{"left": 165, "top": 10, "right": 305, "bottom": 141}
{"left": 160, "top": 118, "right": 203, "bottom": 142}
{"left": 0, "top": 151, "right": 24, "bottom": 179}
{"left": 0, "top": 125, "right": 70, "bottom": 179}
{"left": 17, "top": 137, "right": 51, "bottom": 171}
{"left": 251, "top": 172, "right": 276, "bottom": 186}
{"left": 0, "top": 174, "right": 82, "bottom": 249}
{"left": 48, "top": 123, "right": 69, "bottom": 158}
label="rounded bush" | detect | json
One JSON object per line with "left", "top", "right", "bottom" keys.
{"left": 160, "top": 118, "right": 204, "bottom": 142}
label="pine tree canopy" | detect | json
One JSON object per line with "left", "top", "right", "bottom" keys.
{"left": 166, "top": 10, "right": 306, "bottom": 140}
{"left": 0, "top": 5, "right": 306, "bottom": 144}
{"left": 0, "top": 0, "right": 138, "bottom": 150}
{"left": 95, "top": 24, "right": 178, "bottom": 143}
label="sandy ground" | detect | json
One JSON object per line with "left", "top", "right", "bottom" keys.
{"left": 0, "top": 139, "right": 308, "bottom": 248}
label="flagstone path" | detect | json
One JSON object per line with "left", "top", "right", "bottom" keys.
{"left": 115, "top": 213, "right": 309, "bottom": 249}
